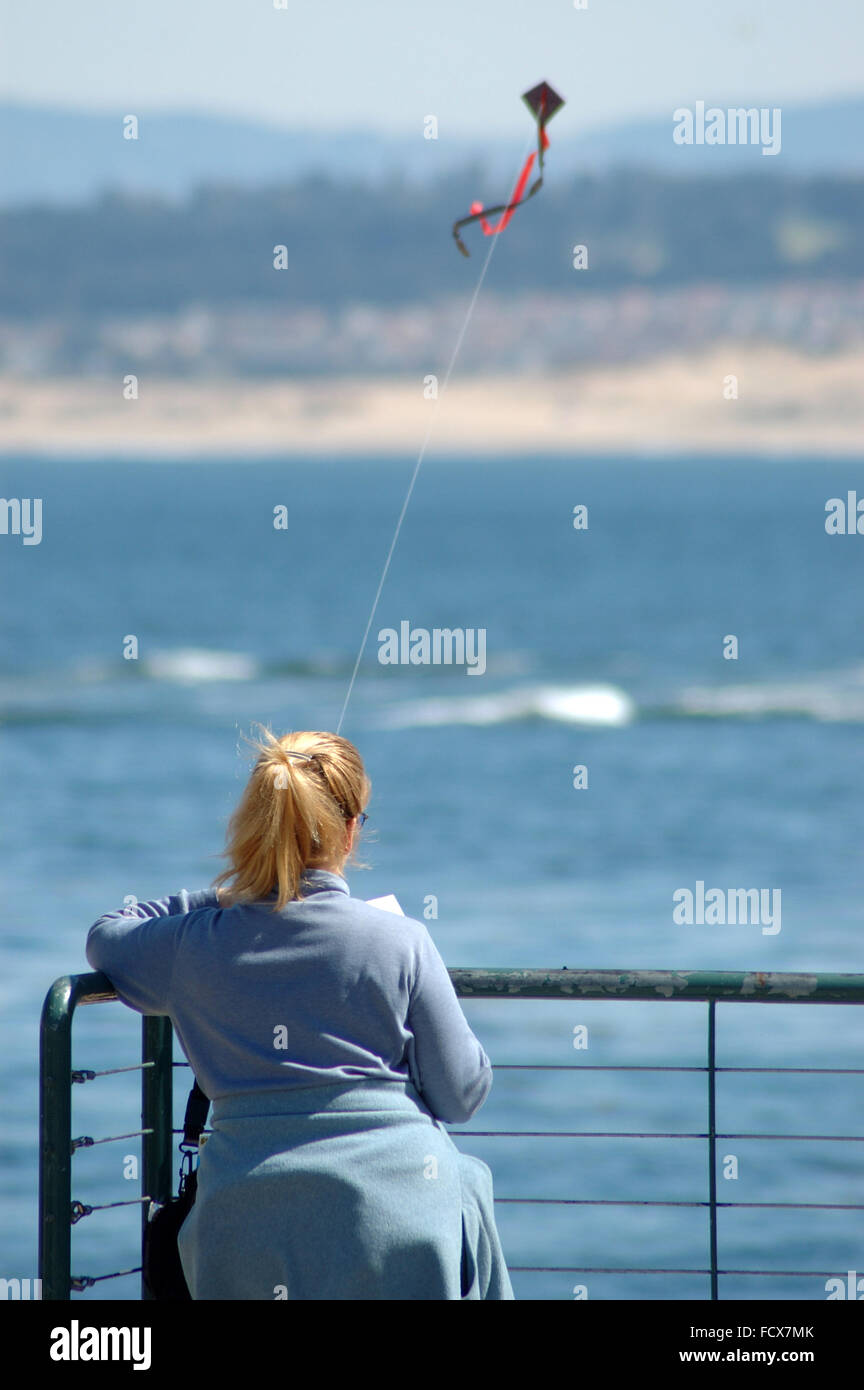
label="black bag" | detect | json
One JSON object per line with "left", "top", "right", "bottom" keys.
{"left": 142, "top": 1080, "right": 210, "bottom": 1300}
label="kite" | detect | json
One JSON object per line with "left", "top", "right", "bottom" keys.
{"left": 452, "top": 80, "right": 565, "bottom": 257}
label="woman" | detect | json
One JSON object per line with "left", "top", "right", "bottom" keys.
{"left": 86, "top": 726, "right": 514, "bottom": 1300}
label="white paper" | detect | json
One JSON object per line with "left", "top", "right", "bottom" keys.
{"left": 366, "top": 894, "right": 405, "bottom": 916}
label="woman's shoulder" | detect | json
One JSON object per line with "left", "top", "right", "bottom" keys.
{"left": 338, "top": 895, "right": 432, "bottom": 949}
{"left": 347, "top": 895, "right": 426, "bottom": 931}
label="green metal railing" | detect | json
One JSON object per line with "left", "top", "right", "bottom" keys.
{"left": 39, "top": 967, "right": 864, "bottom": 1301}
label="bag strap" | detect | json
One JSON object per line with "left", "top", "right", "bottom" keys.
{"left": 181, "top": 1080, "right": 210, "bottom": 1149}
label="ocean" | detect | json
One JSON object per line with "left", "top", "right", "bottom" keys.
{"left": 2, "top": 452, "right": 863, "bottom": 1301}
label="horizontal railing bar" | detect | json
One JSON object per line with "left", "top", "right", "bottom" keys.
{"left": 57, "top": 969, "right": 864, "bottom": 1006}
{"left": 451, "top": 968, "right": 864, "bottom": 1002}
{"left": 70, "top": 1197, "right": 150, "bottom": 1222}
{"left": 72, "top": 1267, "right": 141, "bottom": 1290}
{"left": 720, "top": 1201, "right": 864, "bottom": 1209}
{"left": 497, "top": 1064, "right": 708, "bottom": 1072}
{"left": 720, "top": 1269, "right": 857, "bottom": 1277}
{"left": 72, "top": 1130, "right": 149, "bottom": 1150}
{"left": 491, "top": 1064, "right": 864, "bottom": 1076}
{"left": 719, "top": 1132, "right": 864, "bottom": 1141}
{"left": 494, "top": 1064, "right": 864, "bottom": 1074}
{"left": 461, "top": 1130, "right": 864, "bottom": 1139}
{"left": 510, "top": 1266, "right": 712, "bottom": 1274}
{"left": 718, "top": 1066, "right": 864, "bottom": 1075}
{"left": 497, "top": 1198, "right": 864, "bottom": 1209}
{"left": 498, "top": 1198, "right": 708, "bottom": 1206}
{"left": 462, "top": 1130, "right": 709, "bottom": 1137}
{"left": 508, "top": 1267, "right": 845, "bottom": 1277}
{"left": 171, "top": 1060, "right": 863, "bottom": 1074}
{"left": 73, "top": 1063, "right": 153, "bottom": 1081}
{"left": 84, "top": 1198, "right": 151, "bottom": 1211}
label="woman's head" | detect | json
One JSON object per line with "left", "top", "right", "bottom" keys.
{"left": 214, "top": 725, "right": 371, "bottom": 911}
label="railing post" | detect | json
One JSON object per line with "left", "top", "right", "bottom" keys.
{"left": 39, "top": 972, "right": 116, "bottom": 1300}
{"left": 39, "top": 977, "right": 74, "bottom": 1300}
{"left": 707, "top": 1000, "right": 718, "bottom": 1301}
{"left": 141, "top": 1016, "right": 174, "bottom": 1300}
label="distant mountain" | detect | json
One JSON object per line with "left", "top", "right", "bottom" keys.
{"left": 1, "top": 97, "right": 863, "bottom": 207}
{"left": 569, "top": 98, "right": 864, "bottom": 174}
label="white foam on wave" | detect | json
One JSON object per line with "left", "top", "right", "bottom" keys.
{"left": 143, "top": 648, "right": 259, "bottom": 683}
{"left": 677, "top": 665, "right": 864, "bottom": 722}
{"left": 378, "top": 683, "right": 636, "bottom": 729}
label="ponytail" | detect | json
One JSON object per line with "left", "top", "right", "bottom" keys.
{"left": 214, "top": 725, "right": 371, "bottom": 911}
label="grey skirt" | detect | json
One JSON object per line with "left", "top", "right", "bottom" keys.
{"left": 177, "top": 1079, "right": 515, "bottom": 1300}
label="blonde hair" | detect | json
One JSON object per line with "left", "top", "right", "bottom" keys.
{"left": 214, "top": 725, "right": 371, "bottom": 911}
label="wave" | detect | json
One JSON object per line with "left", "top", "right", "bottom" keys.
{"left": 675, "top": 667, "right": 864, "bottom": 722}
{"left": 142, "top": 648, "right": 259, "bottom": 682}
{"left": 378, "top": 666, "right": 864, "bottom": 729}
{"left": 5, "top": 654, "right": 864, "bottom": 728}
{"left": 377, "top": 684, "right": 637, "bottom": 728}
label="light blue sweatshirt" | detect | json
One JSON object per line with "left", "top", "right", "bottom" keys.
{"left": 85, "top": 869, "right": 492, "bottom": 1124}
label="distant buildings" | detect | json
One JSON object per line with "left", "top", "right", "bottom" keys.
{"left": 2, "top": 281, "right": 862, "bottom": 378}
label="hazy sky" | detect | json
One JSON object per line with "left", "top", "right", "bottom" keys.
{"left": 3, "top": 0, "right": 862, "bottom": 135}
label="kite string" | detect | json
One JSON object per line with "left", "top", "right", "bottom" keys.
{"left": 335, "top": 134, "right": 536, "bottom": 736}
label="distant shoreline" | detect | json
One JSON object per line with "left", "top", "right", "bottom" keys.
{"left": 2, "top": 347, "right": 863, "bottom": 459}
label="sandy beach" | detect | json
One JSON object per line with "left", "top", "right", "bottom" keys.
{"left": 0, "top": 345, "right": 861, "bottom": 458}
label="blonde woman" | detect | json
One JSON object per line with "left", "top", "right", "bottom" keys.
{"left": 86, "top": 726, "right": 514, "bottom": 1300}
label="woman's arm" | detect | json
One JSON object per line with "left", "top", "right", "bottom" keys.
{"left": 405, "top": 927, "right": 493, "bottom": 1124}
{"left": 86, "top": 887, "right": 221, "bottom": 1015}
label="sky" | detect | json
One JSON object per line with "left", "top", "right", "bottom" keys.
{"left": 2, "top": 0, "right": 863, "bottom": 136}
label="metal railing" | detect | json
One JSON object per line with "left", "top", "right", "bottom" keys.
{"left": 39, "top": 967, "right": 864, "bottom": 1300}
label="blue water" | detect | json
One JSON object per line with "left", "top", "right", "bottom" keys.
{"left": 2, "top": 453, "right": 864, "bottom": 1301}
